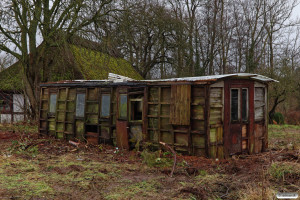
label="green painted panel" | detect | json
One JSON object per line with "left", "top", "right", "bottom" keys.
{"left": 87, "top": 103, "right": 99, "bottom": 113}
{"left": 210, "top": 128, "right": 216, "bottom": 143}
{"left": 66, "top": 124, "right": 73, "bottom": 133}
{"left": 56, "top": 122, "right": 64, "bottom": 132}
{"left": 75, "top": 120, "right": 84, "bottom": 140}
{"left": 48, "top": 119, "right": 55, "bottom": 131}
{"left": 87, "top": 114, "right": 98, "bottom": 124}
{"left": 191, "top": 105, "right": 204, "bottom": 120}
{"left": 56, "top": 132, "right": 64, "bottom": 139}
{"left": 67, "top": 102, "right": 75, "bottom": 111}
{"left": 57, "top": 112, "right": 65, "bottom": 121}
{"left": 58, "top": 89, "right": 67, "bottom": 100}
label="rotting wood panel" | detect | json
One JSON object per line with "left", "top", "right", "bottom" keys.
{"left": 39, "top": 88, "right": 49, "bottom": 135}
{"left": 191, "top": 86, "right": 206, "bottom": 156}
{"left": 65, "top": 88, "right": 76, "bottom": 140}
{"left": 209, "top": 87, "right": 224, "bottom": 158}
{"left": 170, "top": 85, "right": 191, "bottom": 125}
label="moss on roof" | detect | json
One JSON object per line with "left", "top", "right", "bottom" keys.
{"left": 0, "top": 63, "right": 23, "bottom": 91}
{"left": 71, "top": 45, "right": 143, "bottom": 80}
{"left": 0, "top": 43, "right": 142, "bottom": 91}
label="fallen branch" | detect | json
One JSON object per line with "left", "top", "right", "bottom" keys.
{"left": 159, "top": 142, "right": 176, "bottom": 177}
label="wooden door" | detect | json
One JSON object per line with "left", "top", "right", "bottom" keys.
{"left": 116, "top": 120, "right": 129, "bottom": 149}
{"left": 224, "top": 80, "right": 254, "bottom": 156}
{"left": 116, "top": 89, "right": 129, "bottom": 149}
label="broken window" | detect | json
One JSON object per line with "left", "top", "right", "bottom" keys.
{"left": 101, "top": 94, "right": 110, "bottom": 117}
{"left": 130, "top": 98, "right": 143, "bottom": 121}
{"left": 119, "top": 94, "right": 127, "bottom": 119}
{"left": 76, "top": 93, "right": 85, "bottom": 117}
{"left": 49, "top": 94, "right": 57, "bottom": 113}
{"left": 231, "top": 89, "right": 239, "bottom": 121}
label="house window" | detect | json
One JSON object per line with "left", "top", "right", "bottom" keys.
{"left": 76, "top": 93, "right": 85, "bottom": 117}
{"left": 119, "top": 94, "right": 127, "bottom": 119}
{"left": 49, "top": 94, "right": 57, "bottom": 113}
{"left": 242, "top": 89, "right": 248, "bottom": 121}
{"left": 130, "top": 99, "right": 143, "bottom": 121}
{"left": 0, "top": 94, "right": 11, "bottom": 113}
{"left": 231, "top": 88, "right": 248, "bottom": 122}
{"left": 101, "top": 94, "right": 110, "bottom": 117}
{"left": 231, "top": 89, "right": 239, "bottom": 121}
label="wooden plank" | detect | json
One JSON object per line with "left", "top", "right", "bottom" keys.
{"left": 169, "top": 85, "right": 191, "bottom": 125}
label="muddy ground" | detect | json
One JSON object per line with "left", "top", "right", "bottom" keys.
{"left": 0, "top": 124, "right": 299, "bottom": 200}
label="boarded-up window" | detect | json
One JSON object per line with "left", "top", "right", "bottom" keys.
{"left": 101, "top": 94, "right": 110, "bottom": 117}
{"left": 255, "top": 87, "right": 265, "bottom": 121}
{"left": 49, "top": 94, "right": 57, "bottom": 113}
{"left": 76, "top": 93, "right": 85, "bottom": 117}
{"left": 119, "top": 94, "right": 127, "bottom": 119}
{"left": 170, "top": 85, "right": 191, "bottom": 125}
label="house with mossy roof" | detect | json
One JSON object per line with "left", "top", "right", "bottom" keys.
{"left": 0, "top": 38, "right": 142, "bottom": 123}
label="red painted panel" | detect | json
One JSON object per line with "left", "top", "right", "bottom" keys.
{"left": 116, "top": 120, "right": 129, "bottom": 149}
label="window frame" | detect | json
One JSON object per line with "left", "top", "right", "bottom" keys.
{"left": 119, "top": 94, "right": 128, "bottom": 120}
{"left": 75, "top": 93, "right": 86, "bottom": 118}
{"left": 241, "top": 88, "right": 249, "bottom": 122}
{"left": 100, "top": 94, "right": 111, "bottom": 118}
{"left": 49, "top": 93, "right": 57, "bottom": 115}
{"left": 129, "top": 98, "right": 143, "bottom": 122}
{"left": 230, "top": 88, "right": 240, "bottom": 122}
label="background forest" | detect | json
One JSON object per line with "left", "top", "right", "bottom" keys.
{"left": 0, "top": 0, "right": 299, "bottom": 123}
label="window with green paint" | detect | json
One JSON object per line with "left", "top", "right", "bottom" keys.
{"left": 101, "top": 94, "right": 111, "bottom": 117}
{"left": 76, "top": 93, "right": 85, "bottom": 117}
{"left": 49, "top": 94, "right": 57, "bottom": 113}
{"left": 119, "top": 94, "right": 127, "bottom": 119}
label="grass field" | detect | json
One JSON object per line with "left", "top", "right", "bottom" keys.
{"left": 0, "top": 124, "right": 299, "bottom": 200}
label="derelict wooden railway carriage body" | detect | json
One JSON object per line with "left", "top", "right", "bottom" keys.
{"left": 39, "top": 73, "right": 276, "bottom": 158}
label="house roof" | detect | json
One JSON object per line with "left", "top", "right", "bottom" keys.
{"left": 0, "top": 42, "right": 143, "bottom": 91}
{"left": 40, "top": 73, "right": 277, "bottom": 87}
{"left": 138, "top": 73, "right": 278, "bottom": 83}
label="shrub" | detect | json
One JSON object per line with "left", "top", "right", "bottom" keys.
{"left": 273, "top": 112, "right": 284, "bottom": 124}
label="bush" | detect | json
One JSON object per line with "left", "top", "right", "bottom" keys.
{"left": 273, "top": 112, "right": 284, "bottom": 124}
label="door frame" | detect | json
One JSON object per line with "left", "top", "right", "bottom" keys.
{"left": 224, "top": 79, "right": 255, "bottom": 156}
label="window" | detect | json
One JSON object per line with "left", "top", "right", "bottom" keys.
{"left": 101, "top": 94, "right": 111, "bottom": 117}
{"left": 230, "top": 88, "right": 248, "bottom": 122}
{"left": 130, "top": 99, "right": 143, "bottom": 121}
{"left": 0, "top": 94, "right": 11, "bottom": 113}
{"left": 76, "top": 93, "right": 85, "bottom": 117}
{"left": 231, "top": 89, "right": 239, "bottom": 121}
{"left": 242, "top": 89, "right": 248, "bottom": 121}
{"left": 49, "top": 94, "right": 57, "bottom": 113}
{"left": 119, "top": 94, "right": 127, "bottom": 119}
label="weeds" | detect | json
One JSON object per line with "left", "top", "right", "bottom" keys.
{"left": 268, "top": 162, "right": 300, "bottom": 181}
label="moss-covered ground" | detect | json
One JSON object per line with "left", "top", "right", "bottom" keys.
{"left": 0, "top": 124, "right": 299, "bottom": 199}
